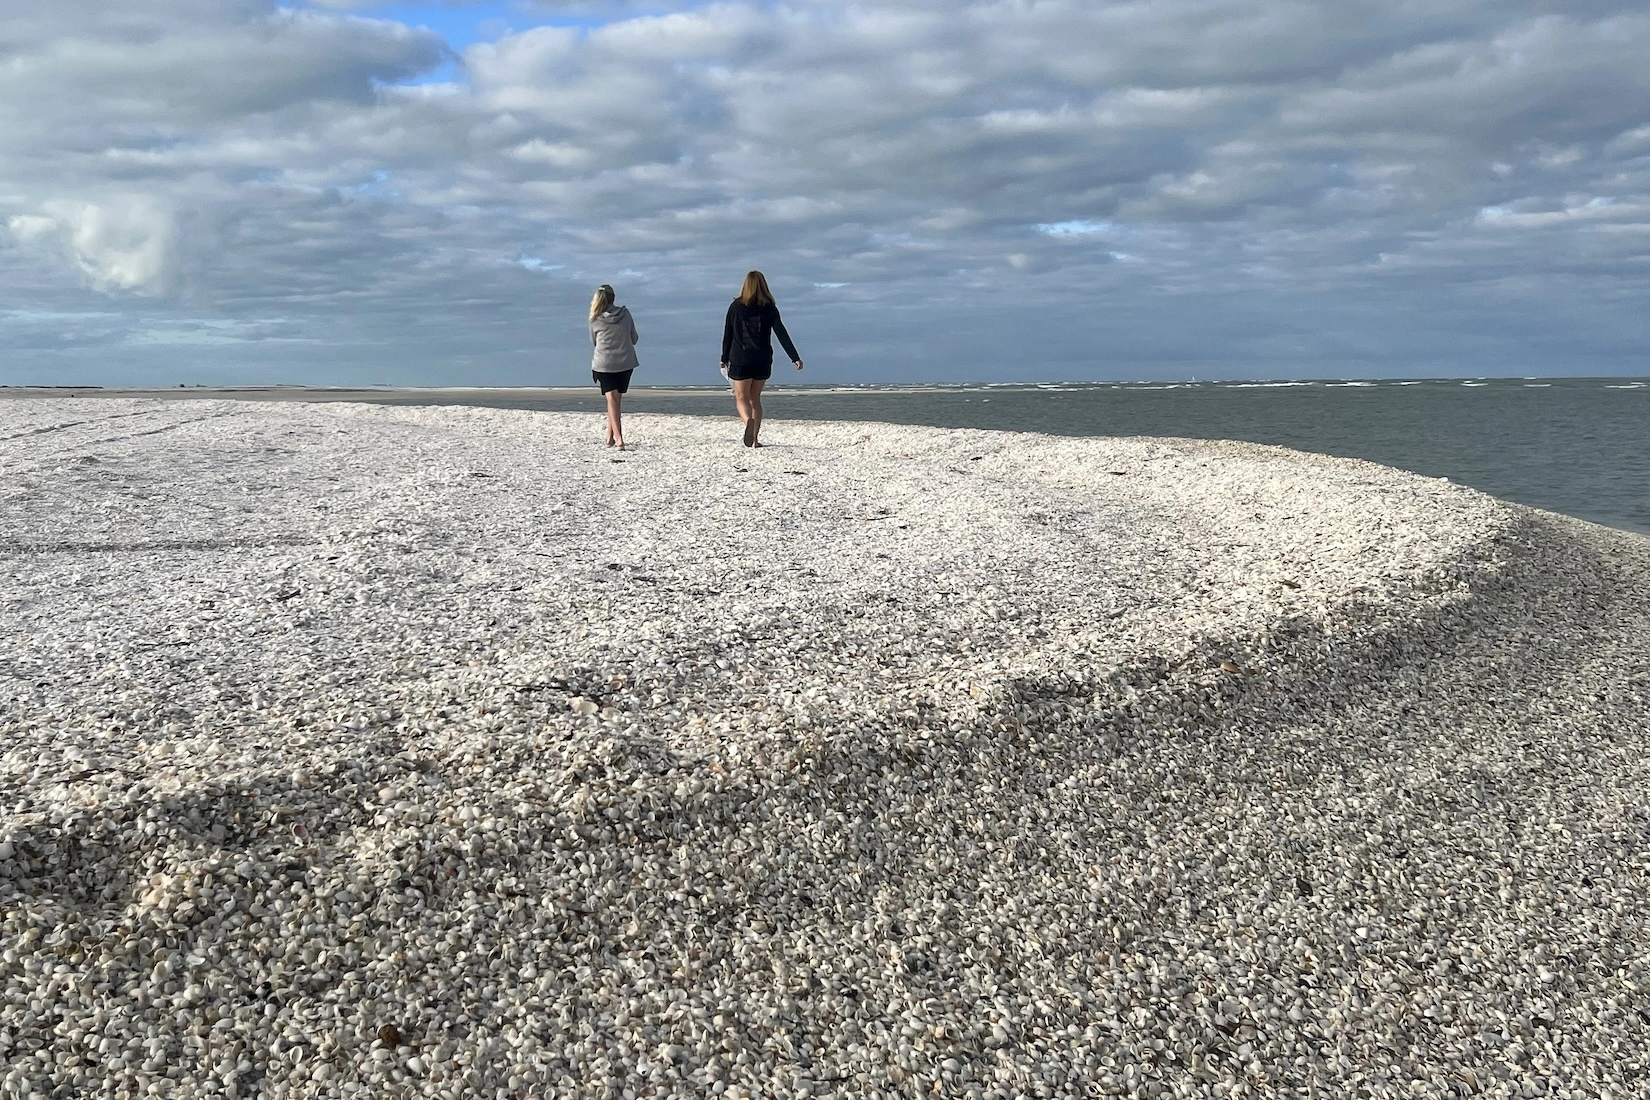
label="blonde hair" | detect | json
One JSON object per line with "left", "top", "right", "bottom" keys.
{"left": 589, "top": 284, "right": 615, "bottom": 321}
{"left": 738, "top": 271, "right": 775, "bottom": 307}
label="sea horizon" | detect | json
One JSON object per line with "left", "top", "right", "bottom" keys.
{"left": 6, "top": 373, "right": 1650, "bottom": 393}
{"left": 7, "top": 377, "right": 1648, "bottom": 537}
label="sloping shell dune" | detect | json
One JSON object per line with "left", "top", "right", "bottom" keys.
{"left": 2, "top": 399, "right": 1648, "bottom": 1098}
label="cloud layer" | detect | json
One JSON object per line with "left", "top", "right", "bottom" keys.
{"left": 3, "top": 0, "right": 1649, "bottom": 384}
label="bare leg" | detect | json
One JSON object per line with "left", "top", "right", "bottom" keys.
{"left": 748, "top": 378, "right": 767, "bottom": 447}
{"left": 733, "top": 379, "right": 756, "bottom": 446}
{"left": 606, "top": 391, "right": 625, "bottom": 450}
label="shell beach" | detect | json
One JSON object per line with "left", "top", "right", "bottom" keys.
{"left": 3, "top": 399, "right": 1648, "bottom": 1099}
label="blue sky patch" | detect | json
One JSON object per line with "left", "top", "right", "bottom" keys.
{"left": 282, "top": 2, "right": 620, "bottom": 83}
{"left": 1037, "top": 220, "right": 1112, "bottom": 236}
{"left": 341, "top": 2, "right": 609, "bottom": 49}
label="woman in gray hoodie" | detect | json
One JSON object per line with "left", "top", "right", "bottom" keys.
{"left": 589, "top": 284, "right": 639, "bottom": 450}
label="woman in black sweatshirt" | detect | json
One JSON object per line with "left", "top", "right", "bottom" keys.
{"left": 720, "top": 270, "right": 803, "bottom": 448}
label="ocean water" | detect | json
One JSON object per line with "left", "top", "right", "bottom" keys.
{"left": 371, "top": 377, "right": 1650, "bottom": 536}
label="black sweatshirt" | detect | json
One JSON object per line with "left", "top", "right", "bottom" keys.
{"left": 721, "top": 300, "right": 800, "bottom": 369}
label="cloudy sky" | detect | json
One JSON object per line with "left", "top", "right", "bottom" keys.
{"left": 3, "top": 0, "right": 1648, "bottom": 386}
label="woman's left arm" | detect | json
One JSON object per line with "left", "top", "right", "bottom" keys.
{"left": 771, "top": 307, "right": 801, "bottom": 365}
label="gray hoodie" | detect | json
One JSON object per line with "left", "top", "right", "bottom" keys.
{"left": 590, "top": 305, "right": 640, "bottom": 372}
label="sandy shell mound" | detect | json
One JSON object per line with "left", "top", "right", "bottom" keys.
{"left": 3, "top": 399, "right": 1648, "bottom": 1099}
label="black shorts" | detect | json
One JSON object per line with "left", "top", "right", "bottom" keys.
{"left": 725, "top": 363, "right": 772, "bottom": 382}
{"left": 593, "top": 369, "right": 632, "bottom": 394}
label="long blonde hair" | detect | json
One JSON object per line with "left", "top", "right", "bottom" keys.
{"left": 589, "top": 284, "right": 615, "bottom": 321}
{"left": 738, "top": 270, "right": 774, "bottom": 307}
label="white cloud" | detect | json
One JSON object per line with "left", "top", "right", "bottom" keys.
{"left": 6, "top": 215, "right": 58, "bottom": 242}
{"left": 8, "top": 198, "right": 177, "bottom": 294}
{"left": 2, "top": 0, "right": 1649, "bottom": 382}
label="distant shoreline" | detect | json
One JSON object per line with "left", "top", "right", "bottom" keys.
{"left": 2, "top": 376, "right": 1648, "bottom": 402}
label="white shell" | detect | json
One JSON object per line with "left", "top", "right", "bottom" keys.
{"left": 0, "top": 398, "right": 1636, "bottom": 1097}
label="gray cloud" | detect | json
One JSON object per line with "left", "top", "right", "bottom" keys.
{"left": 2, "top": 0, "right": 1648, "bottom": 385}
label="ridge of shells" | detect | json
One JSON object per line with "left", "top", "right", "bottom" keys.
{"left": 3, "top": 398, "right": 1648, "bottom": 1100}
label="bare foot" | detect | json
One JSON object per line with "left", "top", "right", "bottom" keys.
{"left": 742, "top": 419, "right": 756, "bottom": 448}
{"left": 616, "top": 440, "right": 626, "bottom": 451}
